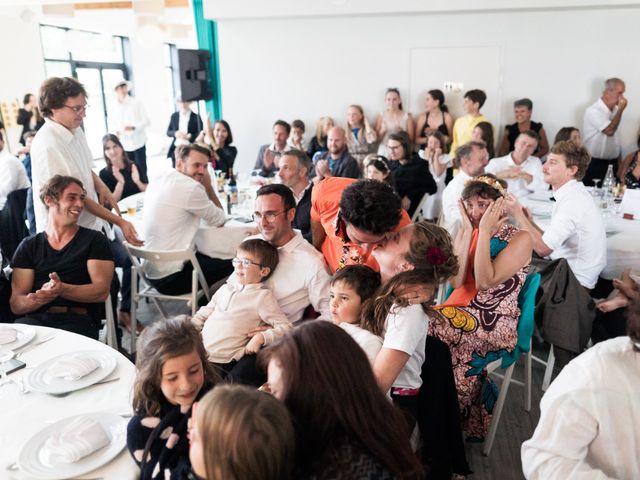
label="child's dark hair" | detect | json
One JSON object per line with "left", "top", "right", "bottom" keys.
{"left": 238, "top": 238, "right": 279, "bottom": 280}
{"left": 132, "top": 315, "right": 218, "bottom": 416}
{"left": 331, "top": 265, "right": 381, "bottom": 303}
{"left": 291, "top": 119, "right": 305, "bottom": 132}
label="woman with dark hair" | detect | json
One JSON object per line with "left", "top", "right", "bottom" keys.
{"left": 554, "top": 126, "right": 582, "bottom": 147}
{"left": 16, "top": 93, "right": 44, "bottom": 145}
{"left": 387, "top": 131, "right": 437, "bottom": 217}
{"left": 414, "top": 90, "right": 454, "bottom": 151}
{"left": 259, "top": 321, "right": 423, "bottom": 480}
{"left": 100, "top": 133, "right": 147, "bottom": 202}
{"left": 200, "top": 118, "right": 237, "bottom": 176}
{"left": 522, "top": 300, "right": 640, "bottom": 479}
{"left": 471, "top": 121, "right": 496, "bottom": 159}
{"left": 376, "top": 88, "right": 414, "bottom": 157}
{"left": 497, "top": 98, "right": 549, "bottom": 157}
{"left": 617, "top": 132, "right": 640, "bottom": 188}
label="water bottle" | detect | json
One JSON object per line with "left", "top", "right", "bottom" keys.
{"left": 602, "top": 164, "right": 616, "bottom": 195}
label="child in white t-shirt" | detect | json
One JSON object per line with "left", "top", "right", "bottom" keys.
{"left": 192, "top": 239, "right": 291, "bottom": 384}
{"left": 329, "top": 265, "right": 382, "bottom": 365}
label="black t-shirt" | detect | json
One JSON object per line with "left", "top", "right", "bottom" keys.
{"left": 99, "top": 167, "right": 142, "bottom": 200}
{"left": 11, "top": 227, "right": 113, "bottom": 318}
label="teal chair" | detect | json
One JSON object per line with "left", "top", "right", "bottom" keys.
{"left": 443, "top": 272, "right": 541, "bottom": 455}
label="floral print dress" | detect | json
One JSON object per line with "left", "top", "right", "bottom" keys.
{"left": 429, "top": 223, "right": 529, "bottom": 438}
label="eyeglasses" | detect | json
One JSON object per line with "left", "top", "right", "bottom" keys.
{"left": 63, "top": 104, "right": 88, "bottom": 114}
{"left": 252, "top": 210, "right": 289, "bottom": 222}
{"left": 232, "top": 257, "right": 262, "bottom": 268}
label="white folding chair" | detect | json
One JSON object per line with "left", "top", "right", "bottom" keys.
{"left": 102, "top": 294, "right": 118, "bottom": 350}
{"left": 411, "top": 193, "right": 430, "bottom": 222}
{"left": 124, "top": 243, "right": 213, "bottom": 352}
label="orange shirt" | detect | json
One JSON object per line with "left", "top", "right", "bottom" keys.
{"left": 310, "top": 177, "right": 411, "bottom": 273}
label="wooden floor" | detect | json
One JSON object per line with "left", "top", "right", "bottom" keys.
{"left": 125, "top": 299, "right": 551, "bottom": 480}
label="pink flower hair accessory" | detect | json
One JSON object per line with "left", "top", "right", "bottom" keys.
{"left": 426, "top": 246, "right": 446, "bottom": 265}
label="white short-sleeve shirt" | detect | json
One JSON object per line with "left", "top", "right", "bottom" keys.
{"left": 340, "top": 322, "right": 383, "bottom": 365}
{"left": 0, "top": 151, "right": 30, "bottom": 210}
{"left": 541, "top": 180, "right": 606, "bottom": 288}
{"left": 582, "top": 98, "right": 621, "bottom": 160}
{"left": 441, "top": 169, "right": 472, "bottom": 237}
{"left": 382, "top": 303, "right": 429, "bottom": 390}
{"left": 485, "top": 153, "right": 546, "bottom": 198}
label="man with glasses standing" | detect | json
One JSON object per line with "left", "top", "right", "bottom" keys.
{"left": 142, "top": 143, "right": 233, "bottom": 295}
{"left": 31, "top": 76, "right": 141, "bottom": 245}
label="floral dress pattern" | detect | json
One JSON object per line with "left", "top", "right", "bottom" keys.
{"left": 429, "top": 223, "right": 529, "bottom": 438}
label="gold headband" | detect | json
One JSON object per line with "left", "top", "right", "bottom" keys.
{"left": 465, "top": 175, "right": 506, "bottom": 196}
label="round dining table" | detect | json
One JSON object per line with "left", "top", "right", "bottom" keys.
{"left": 0, "top": 325, "right": 138, "bottom": 480}
{"left": 521, "top": 191, "right": 640, "bottom": 280}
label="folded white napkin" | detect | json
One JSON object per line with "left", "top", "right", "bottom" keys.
{"left": 47, "top": 354, "right": 100, "bottom": 381}
{"left": 43, "top": 416, "right": 110, "bottom": 463}
{"left": 0, "top": 327, "right": 17, "bottom": 345}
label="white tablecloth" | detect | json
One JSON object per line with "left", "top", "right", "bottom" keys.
{"left": 118, "top": 192, "right": 256, "bottom": 260}
{"left": 0, "top": 325, "right": 138, "bottom": 480}
{"left": 521, "top": 193, "right": 640, "bottom": 280}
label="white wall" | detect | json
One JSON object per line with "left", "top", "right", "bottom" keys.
{"left": 0, "top": 6, "right": 196, "bottom": 157}
{"left": 211, "top": 6, "right": 640, "bottom": 172}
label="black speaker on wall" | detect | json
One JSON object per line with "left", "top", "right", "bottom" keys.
{"left": 177, "top": 48, "right": 213, "bottom": 102}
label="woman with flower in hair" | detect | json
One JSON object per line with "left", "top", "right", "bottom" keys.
{"left": 431, "top": 173, "right": 532, "bottom": 439}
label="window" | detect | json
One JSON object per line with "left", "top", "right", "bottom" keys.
{"left": 40, "top": 24, "right": 131, "bottom": 158}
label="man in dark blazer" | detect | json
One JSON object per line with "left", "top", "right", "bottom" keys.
{"left": 278, "top": 149, "right": 314, "bottom": 242}
{"left": 166, "top": 97, "right": 203, "bottom": 166}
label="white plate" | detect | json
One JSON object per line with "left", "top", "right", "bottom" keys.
{"left": 0, "top": 324, "right": 36, "bottom": 350}
{"left": 24, "top": 350, "right": 117, "bottom": 395}
{"left": 18, "top": 412, "right": 126, "bottom": 480}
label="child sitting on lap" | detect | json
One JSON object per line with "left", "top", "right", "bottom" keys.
{"left": 192, "top": 239, "right": 291, "bottom": 385}
{"left": 329, "top": 265, "right": 383, "bottom": 364}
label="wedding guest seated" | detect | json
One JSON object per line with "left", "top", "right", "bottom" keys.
{"left": 307, "top": 116, "right": 334, "bottom": 160}
{"left": 420, "top": 131, "right": 453, "bottom": 221}
{"left": 521, "top": 302, "right": 640, "bottom": 480}
{"left": 441, "top": 141, "right": 489, "bottom": 236}
{"left": 375, "top": 88, "right": 414, "bottom": 157}
{"left": 387, "top": 131, "right": 437, "bottom": 217}
{"left": 430, "top": 175, "right": 532, "bottom": 439}
{"left": 10, "top": 175, "right": 114, "bottom": 339}
{"left": 0, "top": 130, "right": 30, "bottom": 212}
{"left": 554, "top": 126, "right": 582, "bottom": 147}
{"left": 593, "top": 268, "right": 639, "bottom": 343}
{"left": 197, "top": 118, "right": 237, "bottom": 177}
{"left": 142, "top": 143, "right": 233, "bottom": 295}
{"left": 99, "top": 134, "right": 147, "bottom": 203}
{"left": 497, "top": 98, "right": 549, "bottom": 158}
{"left": 486, "top": 130, "right": 546, "bottom": 198}
{"left": 310, "top": 178, "right": 411, "bottom": 273}
{"left": 345, "top": 105, "right": 377, "bottom": 166}
{"left": 312, "top": 127, "right": 360, "bottom": 182}
{"left": 450, "top": 89, "right": 488, "bottom": 155}
{"left": 191, "top": 239, "right": 291, "bottom": 387}
{"left": 364, "top": 154, "right": 394, "bottom": 187}
{"left": 329, "top": 265, "right": 382, "bottom": 364}
{"left": 127, "top": 316, "right": 218, "bottom": 480}
{"left": 189, "top": 385, "right": 295, "bottom": 480}
{"left": 471, "top": 121, "right": 496, "bottom": 159}
{"left": 259, "top": 321, "right": 423, "bottom": 479}
{"left": 277, "top": 149, "right": 313, "bottom": 241}
{"left": 506, "top": 141, "right": 606, "bottom": 290}
{"left": 287, "top": 119, "right": 306, "bottom": 152}
{"left": 166, "top": 95, "right": 202, "bottom": 167}
{"left": 100, "top": 133, "right": 147, "bottom": 333}
{"left": 254, "top": 120, "right": 290, "bottom": 177}
{"left": 414, "top": 89, "right": 453, "bottom": 151}
{"left": 618, "top": 132, "right": 640, "bottom": 188}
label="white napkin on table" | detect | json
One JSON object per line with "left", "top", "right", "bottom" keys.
{"left": 0, "top": 327, "right": 17, "bottom": 345}
{"left": 43, "top": 416, "right": 110, "bottom": 463}
{"left": 47, "top": 354, "right": 100, "bottom": 381}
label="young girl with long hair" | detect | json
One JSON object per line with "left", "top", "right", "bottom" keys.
{"left": 414, "top": 89, "right": 453, "bottom": 150}
{"left": 259, "top": 321, "right": 424, "bottom": 479}
{"left": 375, "top": 88, "right": 415, "bottom": 157}
{"left": 127, "top": 316, "right": 218, "bottom": 480}
{"left": 471, "top": 121, "right": 495, "bottom": 159}
{"left": 345, "top": 104, "right": 377, "bottom": 166}
{"left": 189, "top": 385, "right": 296, "bottom": 480}
{"left": 100, "top": 133, "right": 147, "bottom": 202}
{"left": 307, "top": 116, "right": 334, "bottom": 160}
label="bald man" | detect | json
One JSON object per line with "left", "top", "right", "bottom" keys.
{"left": 312, "top": 127, "right": 360, "bottom": 182}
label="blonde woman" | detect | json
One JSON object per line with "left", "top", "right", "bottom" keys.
{"left": 307, "top": 116, "right": 334, "bottom": 160}
{"left": 345, "top": 105, "right": 377, "bottom": 166}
